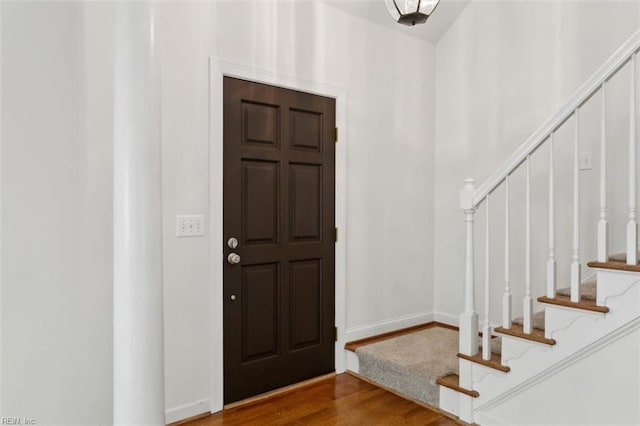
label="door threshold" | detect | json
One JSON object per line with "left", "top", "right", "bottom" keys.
{"left": 224, "top": 372, "right": 336, "bottom": 411}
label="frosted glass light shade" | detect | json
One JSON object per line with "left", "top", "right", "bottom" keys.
{"left": 384, "top": 0, "right": 440, "bottom": 26}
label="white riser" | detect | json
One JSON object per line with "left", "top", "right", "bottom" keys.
{"left": 438, "top": 385, "right": 460, "bottom": 417}
{"left": 345, "top": 350, "right": 359, "bottom": 373}
{"left": 596, "top": 268, "right": 640, "bottom": 305}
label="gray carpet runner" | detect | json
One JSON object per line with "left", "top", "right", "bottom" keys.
{"left": 355, "top": 327, "right": 458, "bottom": 407}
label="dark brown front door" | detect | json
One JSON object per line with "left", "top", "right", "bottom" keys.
{"left": 223, "top": 77, "right": 336, "bottom": 404}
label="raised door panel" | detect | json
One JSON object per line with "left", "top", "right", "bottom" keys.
{"left": 242, "top": 160, "right": 279, "bottom": 245}
{"left": 290, "top": 109, "right": 322, "bottom": 152}
{"left": 242, "top": 263, "right": 280, "bottom": 363}
{"left": 242, "top": 101, "right": 280, "bottom": 148}
{"left": 289, "top": 259, "right": 322, "bottom": 351}
{"left": 289, "top": 164, "right": 322, "bottom": 242}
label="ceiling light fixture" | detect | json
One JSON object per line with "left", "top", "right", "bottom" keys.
{"left": 385, "top": 0, "right": 440, "bottom": 26}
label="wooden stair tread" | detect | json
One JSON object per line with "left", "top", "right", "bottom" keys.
{"left": 494, "top": 323, "right": 556, "bottom": 345}
{"left": 457, "top": 352, "right": 510, "bottom": 372}
{"left": 538, "top": 295, "right": 609, "bottom": 313}
{"left": 435, "top": 374, "right": 479, "bottom": 398}
{"left": 587, "top": 260, "right": 640, "bottom": 272}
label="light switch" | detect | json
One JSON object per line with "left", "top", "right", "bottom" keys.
{"left": 579, "top": 152, "right": 592, "bottom": 170}
{"left": 176, "top": 215, "right": 205, "bottom": 237}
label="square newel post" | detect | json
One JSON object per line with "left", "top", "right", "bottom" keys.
{"left": 459, "top": 178, "right": 479, "bottom": 357}
{"left": 458, "top": 179, "right": 478, "bottom": 424}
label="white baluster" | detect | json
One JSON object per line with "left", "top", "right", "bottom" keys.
{"left": 547, "top": 134, "right": 556, "bottom": 298}
{"left": 460, "top": 179, "right": 479, "bottom": 356}
{"left": 571, "top": 109, "right": 581, "bottom": 302}
{"left": 482, "top": 195, "right": 491, "bottom": 361}
{"left": 503, "top": 175, "right": 512, "bottom": 329}
{"left": 627, "top": 53, "right": 638, "bottom": 266}
{"left": 598, "top": 83, "right": 609, "bottom": 263}
{"left": 524, "top": 157, "right": 533, "bottom": 333}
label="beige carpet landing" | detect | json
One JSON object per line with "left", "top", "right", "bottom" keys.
{"left": 355, "top": 327, "right": 459, "bottom": 407}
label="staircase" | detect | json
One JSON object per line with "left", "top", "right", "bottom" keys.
{"left": 440, "top": 29, "right": 640, "bottom": 425}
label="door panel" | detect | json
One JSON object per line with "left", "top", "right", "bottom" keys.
{"left": 289, "top": 258, "right": 322, "bottom": 350}
{"left": 242, "top": 101, "right": 280, "bottom": 147}
{"left": 290, "top": 109, "right": 322, "bottom": 152}
{"left": 242, "top": 160, "right": 279, "bottom": 245}
{"left": 223, "top": 77, "right": 335, "bottom": 403}
{"left": 289, "top": 164, "right": 322, "bottom": 241}
{"left": 241, "top": 263, "right": 280, "bottom": 362}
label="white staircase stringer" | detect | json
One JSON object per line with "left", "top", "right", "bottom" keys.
{"left": 470, "top": 274, "right": 640, "bottom": 410}
{"left": 473, "top": 315, "right": 640, "bottom": 425}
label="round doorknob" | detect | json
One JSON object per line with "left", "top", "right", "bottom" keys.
{"left": 227, "top": 253, "right": 241, "bottom": 265}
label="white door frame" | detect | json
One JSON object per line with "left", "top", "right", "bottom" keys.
{"left": 208, "top": 58, "right": 348, "bottom": 413}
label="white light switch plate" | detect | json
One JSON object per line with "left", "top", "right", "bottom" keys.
{"left": 579, "top": 152, "right": 592, "bottom": 170}
{"left": 176, "top": 215, "right": 205, "bottom": 237}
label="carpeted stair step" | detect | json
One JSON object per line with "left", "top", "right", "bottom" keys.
{"left": 457, "top": 350, "right": 509, "bottom": 373}
{"left": 539, "top": 277, "right": 609, "bottom": 313}
{"left": 607, "top": 251, "right": 640, "bottom": 263}
{"left": 478, "top": 334, "right": 502, "bottom": 355}
{"left": 495, "top": 311, "right": 556, "bottom": 345}
{"left": 355, "top": 326, "right": 459, "bottom": 407}
{"left": 557, "top": 277, "right": 597, "bottom": 300}
{"left": 513, "top": 310, "right": 546, "bottom": 331}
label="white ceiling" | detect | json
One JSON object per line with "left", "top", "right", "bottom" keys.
{"left": 323, "top": 0, "right": 470, "bottom": 44}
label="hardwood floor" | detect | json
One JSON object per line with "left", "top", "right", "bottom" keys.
{"left": 181, "top": 373, "right": 459, "bottom": 425}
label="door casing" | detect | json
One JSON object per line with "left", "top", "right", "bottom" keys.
{"left": 208, "top": 58, "right": 348, "bottom": 413}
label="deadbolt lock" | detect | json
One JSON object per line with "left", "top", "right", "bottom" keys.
{"left": 227, "top": 237, "right": 239, "bottom": 249}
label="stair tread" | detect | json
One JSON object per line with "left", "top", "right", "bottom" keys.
{"left": 494, "top": 323, "right": 556, "bottom": 345}
{"left": 587, "top": 260, "right": 640, "bottom": 272}
{"left": 457, "top": 352, "right": 510, "bottom": 372}
{"left": 478, "top": 335, "right": 502, "bottom": 356}
{"left": 587, "top": 251, "right": 640, "bottom": 272}
{"left": 538, "top": 295, "right": 609, "bottom": 313}
{"left": 512, "top": 310, "right": 545, "bottom": 331}
{"left": 556, "top": 278, "right": 597, "bottom": 301}
{"left": 436, "top": 373, "right": 479, "bottom": 398}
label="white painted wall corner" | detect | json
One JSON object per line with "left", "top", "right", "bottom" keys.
{"left": 344, "top": 311, "right": 435, "bottom": 343}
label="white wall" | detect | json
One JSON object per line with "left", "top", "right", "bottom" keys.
{"left": 433, "top": 0, "right": 640, "bottom": 322}
{"left": 156, "top": 0, "right": 437, "bottom": 419}
{"left": 1, "top": 2, "right": 114, "bottom": 424}
{"left": 478, "top": 324, "right": 640, "bottom": 426}
{"left": 0, "top": 1, "right": 436, "bottom": 422}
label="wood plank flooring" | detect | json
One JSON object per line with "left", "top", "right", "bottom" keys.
{"left": 181, "top": 373, "right": 459, "bottom": 425}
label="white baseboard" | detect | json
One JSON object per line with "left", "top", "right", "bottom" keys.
{"left": 344, "top": 311, "right": 434, "bottom": 342}
{"left": 433, "top": 311, "right": 458, "bottom": 327}
{"left": 165, "top": 399, "right": 210, "bottom": 424}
